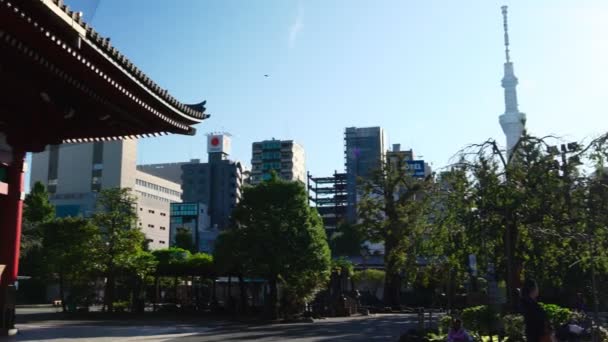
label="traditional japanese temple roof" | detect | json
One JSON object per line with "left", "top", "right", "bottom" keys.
{"left": 0, "top": 0, "right": 209, "bottom": 151}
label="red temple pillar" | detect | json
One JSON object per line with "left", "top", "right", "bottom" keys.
{"left": 0, "top": 149, "right": 25, "bottom": 336}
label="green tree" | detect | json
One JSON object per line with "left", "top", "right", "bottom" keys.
{"left": 21, "top": 181, "right": 54, "bottom": 257}
{"left": 124, "top": 250, "right": 157, "bottom": 313}
{"left": 428, "top": 166, "right": 475, "bottom": 309}
{"left": 352, "top": 269, "right": 385, "bottom": 296}
{"left": 19, "top": 182, "right": 55, "bottom": 303}
{"left": 214, "top": 229, "right": 250, "bottom": 312}
{"left": 41, "top": 217, "right": 100, "bottom": 312}
{"left": 358, "top": 157, "right": 433, "bottom": 307}
{"left": 437, "top": 132, "right": 608, "bottom": 310}
{"left": 330, "top": 222, "right": 366, "bottom": 257}
{"left": 174, "top": 227, "right": 196, "bottom": 253}
{"left": 92, "top": 188, "right": 144, "bottom": 312}
{"left": 231, "top": 176, "right": 331, "bottom": 319}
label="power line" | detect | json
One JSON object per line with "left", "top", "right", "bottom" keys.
{"left": 89, "top": 0, "right": 101, "bottom": 23}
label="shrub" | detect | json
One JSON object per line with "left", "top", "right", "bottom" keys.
{"left": 113, "top": 301, "right": 129, "bottom": 313}
{"left": 594, "top": 326, "right": 608, "bottom": 342}
{"left": 503, "top": 314, "right": 525, "bottom": 341}
{"left": 439, "top": 315, "right": 453, "bottom": 335}
{"left": 539, "top": 303, "right": 571, "bottom": 328}
{"left": 570, "top": 310, "right": 587, "bottom": 324}
{"left": 461, "top": 305, "right": 500, "bottom": 338}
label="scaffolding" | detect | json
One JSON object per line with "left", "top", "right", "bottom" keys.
{"left": 307, "top": 171, "right": 348, "bottom": 235}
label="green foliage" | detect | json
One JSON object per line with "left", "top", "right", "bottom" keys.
{"left": 331, "top": 257, "right": 354, "bottom": 277}
{"left": 358, "top": 157, "right": 433, "bottom": 306}
{"left": 330, "top": 222, "right": 366, "bottom": 256}
{"left": 93, "top": 188, "right": 144, "bottom": 311}
{"left": 112, "top": 301, "right": 129, "bottom": 313}
{"left": 231, "top": 177, "right": 331, "bottom": 317}
{"left": 352, "top": 269, "right": 385, "bottom": 295}
{"left": 21, "top": 182, "right": 54, "bottom": 258}
{"left": 214, "top": 229, "right": 247, "bottom": 276}
{"left": 502, "top": 314, "right": 525, "bottom": 341}
{"left": 153, "top": 247, "right": 214, "bottom": 277}
{"left": 41, "top": 217, "right": 101, "bottom": 310}
{"left": 186, "top": 253, "right": 214, "bottom": 275}
{"left": 539, "top": 303, "right": 571, "bottom": 328}
{"left": 439, "top": 315, "right": 453, "bottom": 335}
{"left": 423, "top": 132, "right": 608, "bottom": 310}
{"left": 24, "top": 181, "right": 55, "bottom": 223}
{"left": 461, "top": 305, "right": 500, "bottom": 337}
{"left": 426, "top": 332, "right": 447, "bottom": 342}
{"left": 174, "top": 227, "right": 196, "bottom": 253}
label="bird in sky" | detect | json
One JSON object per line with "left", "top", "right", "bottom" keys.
{"left": 264, "top": 74, "right": 269, "bottom": 78}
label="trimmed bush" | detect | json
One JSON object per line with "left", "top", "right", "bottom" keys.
{"left": 439, "top": 315, "right": 453, "bottom": 335}
{"left": 461, "top": 305, "right": 500, "bottom": 338}
{"left": 539, "top": 303, "right": 571, "bottom": 329}
{"left": 113, "top": 301, "right": 129, "bottom": 313}
{"left": 503, "top": 314, "right": 525, "bottom": 341}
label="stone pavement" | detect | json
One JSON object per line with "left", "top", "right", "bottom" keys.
{"left": 1, "top": 313, "right": 421, "bottom": 342}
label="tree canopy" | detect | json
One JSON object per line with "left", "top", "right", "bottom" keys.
{"left": 230, "top": 175, "right": 332, "bottom": 318}
{"left": 358, "top": 156, "right": 433, "bottom": 307}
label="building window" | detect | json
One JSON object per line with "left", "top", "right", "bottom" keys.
{"left": 148, "top": 209, "right": 155, "bottom": 214}
{"left": 160, "top": 212, "right": 166, "bottom": 217}
{"left": 160, "top": 226, "right": 166, "bottom": 230}
{"left": 159, "top": 240, "right": 166, "bottom": 244}
{"left": 148, "top": 224, "right": 154, "bottom": 228}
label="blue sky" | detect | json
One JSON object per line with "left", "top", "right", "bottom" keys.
{"left": 61, "top": 0, "right": 608, "bottom": 177}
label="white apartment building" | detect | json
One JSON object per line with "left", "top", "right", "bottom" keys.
{"left": 30, "top": 140, "right": 181, "bottom": 249}
{"left": 250, "top": 139, "right": 306, "bottom": 185}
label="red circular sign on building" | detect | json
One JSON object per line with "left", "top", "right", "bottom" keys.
{"left": 211, "top": 136, "right": 220, "bottom": 146}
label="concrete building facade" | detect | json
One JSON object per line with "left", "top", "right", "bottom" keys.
{"left": 250, "top": 139, "right": 306, "bottom": 185}
{"left": 178, "top": 134, "right": 243, "bottom": 250}
{"left": 136, "top": 160, "right": 200, "bottom": 185}
{"left": 344, "top": 127, "right": 385, "bottom": 222}
{"left": 30, "top": 140, "right": 181, "bottom": 249}
{"left": 169, "top": 202, "right": 213, "bottom": 252}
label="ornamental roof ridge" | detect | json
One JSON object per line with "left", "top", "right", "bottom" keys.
{"left": 45, "top": 0, "right": 209, "bottom": 121}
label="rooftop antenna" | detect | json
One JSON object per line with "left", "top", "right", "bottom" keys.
{"left": 501, "top": 5, "right": 511, "bottom": 63}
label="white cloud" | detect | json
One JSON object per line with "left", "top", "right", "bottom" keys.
{"left": 288, "top": 3, "right": 303, "bottom": 48}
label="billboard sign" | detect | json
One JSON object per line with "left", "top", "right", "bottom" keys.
{"left": 405, "top": 160, "right": 426, "bottom": 178}
{"left": 207, "top": 134, "right": 232, "bottom": 155}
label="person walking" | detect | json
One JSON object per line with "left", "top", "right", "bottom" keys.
{"left": 447, "top": 319, "right": 472, "bottom": 342}
{"left": 521, "top": 279, "right": 552, "bottom": 342}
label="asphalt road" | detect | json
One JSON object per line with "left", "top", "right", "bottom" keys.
{"left": 4, "top": 310, "right": 421, "bottom": 342}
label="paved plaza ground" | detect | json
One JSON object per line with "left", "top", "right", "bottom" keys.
{"left": 1, "top": 308, "right": 421, "bottom": 341}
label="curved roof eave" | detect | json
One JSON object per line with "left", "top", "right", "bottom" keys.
{"left": 38, "top": 0, "right": 208, "bottom": 124}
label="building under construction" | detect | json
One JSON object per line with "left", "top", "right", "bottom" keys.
{"left": 307, "top": 171, "right": 348, "bottom": 236}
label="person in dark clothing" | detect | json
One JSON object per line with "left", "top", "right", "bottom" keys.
{"left": 521, "top": 279, "right": 551, "bottom": 342}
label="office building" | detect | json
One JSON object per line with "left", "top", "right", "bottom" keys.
{"left": 344, "top": 127, "right": 385, "bottom": 222}
{"left": 250, "top": 139, "right": 306, "bottom": 185}
{"left": 30, "top": 140, "right": 181, "bottom": 249}
{"left": 169, "top": 202, "right": 213, "bottom": 252}
{"left": 180, "top": 134, "right": 243, "bottom": 237}
{"left": 136, "top": 160, "right": 200, "bottom": 185}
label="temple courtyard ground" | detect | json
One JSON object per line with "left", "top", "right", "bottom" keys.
{"left": 1, "top": 308, "right": 423, "bottom": 341}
